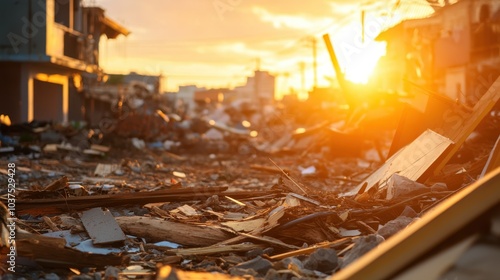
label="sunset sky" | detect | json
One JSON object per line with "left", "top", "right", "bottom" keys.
{"left": 89, "top": 0, "right": 437, "bottom": 98}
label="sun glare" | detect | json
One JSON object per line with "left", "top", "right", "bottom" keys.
{"left": 344, "top": 42, "right": 386, "bottom": 84}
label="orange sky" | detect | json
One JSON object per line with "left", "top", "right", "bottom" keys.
{"left": 91, "top": 0, "right": 436, "bottom": 98}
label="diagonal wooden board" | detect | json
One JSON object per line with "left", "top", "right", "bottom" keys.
{"left": 480, "top": 134, "right": 500, "bottom": 178}
{"left": 432, "top": 76, "right": 500, "bottom": 176}
{"left": 343, "top": 129, "right": 453, "bottom": 197}
{"left": 346, "top": 76, "right": 500, "bottom": 197}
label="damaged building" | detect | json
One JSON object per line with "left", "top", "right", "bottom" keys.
{"left": 375, "top": 0, "right": 500, "bottom": 103}
{"left": 0, "top": 0, "right": 129, "bottom": 124}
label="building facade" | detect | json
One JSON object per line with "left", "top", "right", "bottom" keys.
{"left": 0, "top": 0, "right": 128, "bottom": 124}
{"left": 375, "top": 0, "right": 500, "bottom": 104}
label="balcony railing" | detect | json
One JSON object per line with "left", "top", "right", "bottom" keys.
{"left": 50, "top": 23, "right": 98, "bottom": 66}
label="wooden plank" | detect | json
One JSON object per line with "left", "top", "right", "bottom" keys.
{"left": 432, "top": 76, "right": 500, "bottom": 175}
{"left": 94, "top": 163, "right": 119, "bottom": 177}
{"left": 164, "top": 151, "right": 187, "bottom": 161}
{"left": 14, "top": 186, "right": 229, "bottom": 214}
{"left": 225, "top": 196, "right": 246, "bottom": 207}
{"left": 331, "top": 167, "right": 500, "bottom": 280}
{"left": 165, "top": 243, "right": 262, "bottom": 257}
{"left": 12, "top": 188, "right": 280, "bottom": 215}
{"left": 15, "top": 231, "right": 127, "bottom": 268}
{"left": 269, "top": 158, "right": 306, "bottom": 195}
{"left": 81, "top": 208, "right": 126, "bottom": 245}
{"left": 42, "top": 216, "right": 60, "bottom": 232}
{"left": 238, "top": 233, "right": 300, "bottom": 250}
{"left": 250, "top": 164, "right": 287, "bottom": 174}
{"left": 216, "top": 206, "right": 287, "bottom": 246}
{"left": 176, "top": 204, "right": 199, "bottom": 216}
{"left": 289, "top": 193, "right": 321, "bottom": 206}
{"left": 345, "top": 129, "right": 453, "bottom": 196}
{"left": 90, "top": 144, "right": 111, "bottom": 153}
{"left": 480, "top": 135, "right": 500, "bottom": 178}
{"left": 222, "top": 219, "right": 266, "bottom": 233}
{"left": 268, "top": 237, "right": 353, "bottom": 260}
{"left": 116, "top": 216, "right": 234, "bottom": 247}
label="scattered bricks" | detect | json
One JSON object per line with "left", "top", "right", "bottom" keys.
{"left": 342, "top": 234, "right": 385, "bottom": 268}
{"left": 378, "top": 216, "right": 415, "bottom": 239}
{"left": 304, "top": 248, "right": 339, "bottom": 274}
{"left": 230, "top": 256, "right": 273, "bottom": 276}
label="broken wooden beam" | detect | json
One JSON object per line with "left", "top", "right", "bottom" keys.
{"left": 268, "top": 237, "right": 353, "bottom": 261}
{"left": 116, "top": 216, "right": 234, "bottom": 247}
{"left": 13, "top": 188, "right": 281, "bottom": 215}
{"left": 250, "top": 164, "right": 287, "bottom": 174}
{"left": 165, "top": 243, "right": 263, "bottom": 257}
{"left": 42, "top": 216, "right": 60, "bottom": 232}
{"left": 15, "top": 231, "right": 127, "bottom": 268}
{"left": 14, "top": 187, "right": 228, "bottom": 214}
{"left": 331, "top": 167, "right": 500, "bottom": 280}
{"left": 238, "top": 233, "right": 301, "bottom": 250}
{"left": 480, "top": 134, "right": 500, "bottom": 178}
{"left": 432, "top": 76, "right": 500, "bottom": 176}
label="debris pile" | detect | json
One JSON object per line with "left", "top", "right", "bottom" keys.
{"left": 0, "top": 78, "right": 499, "bottom": 279}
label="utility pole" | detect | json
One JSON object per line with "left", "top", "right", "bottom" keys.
{"left": 361, "top": 10, "right": 365, "bottom": 44}
{"left": 312, "top": 37, "right": 318, "bottom": 89}
{"left": 299, "top": 61, "right": 306, "bottom": 97}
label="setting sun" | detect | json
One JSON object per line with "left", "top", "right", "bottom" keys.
{"left": 344, "top": 41, "right": 386, "bottom": 84}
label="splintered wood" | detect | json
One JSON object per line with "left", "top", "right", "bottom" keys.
{"left": 15, "top": 186, "right": 230, "bottom": 214}
{"left": 15, "top": 231, "right": 127, "bottom": 268}
{"left": 94, "top": 163, "right": 119, "bottom": 177}
{"left": 1, "top": 76, "right": 498, "bottom": 279}
{"left": 432, "top": 76, "right": 500, "bottom": 175}
{"left": 345, "top": 129, "right": 453, "bottom": 196}
{"left": 116, "top": 216, "right": 234, "bottom": 246}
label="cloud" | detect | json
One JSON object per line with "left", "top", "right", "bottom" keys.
{"left": 251, "top": 6, "right": 333, "bottom": 30}
{"left": 91, "top": 0, "right": 435, "bottom": 93}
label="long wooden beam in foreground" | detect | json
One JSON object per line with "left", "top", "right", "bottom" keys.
{"left": 331, "top": 167, "right": 500, "bottom": 280}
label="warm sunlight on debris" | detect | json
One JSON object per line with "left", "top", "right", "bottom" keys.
{"left": 1, "top": 0, "right": 500, "bottom": 279}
